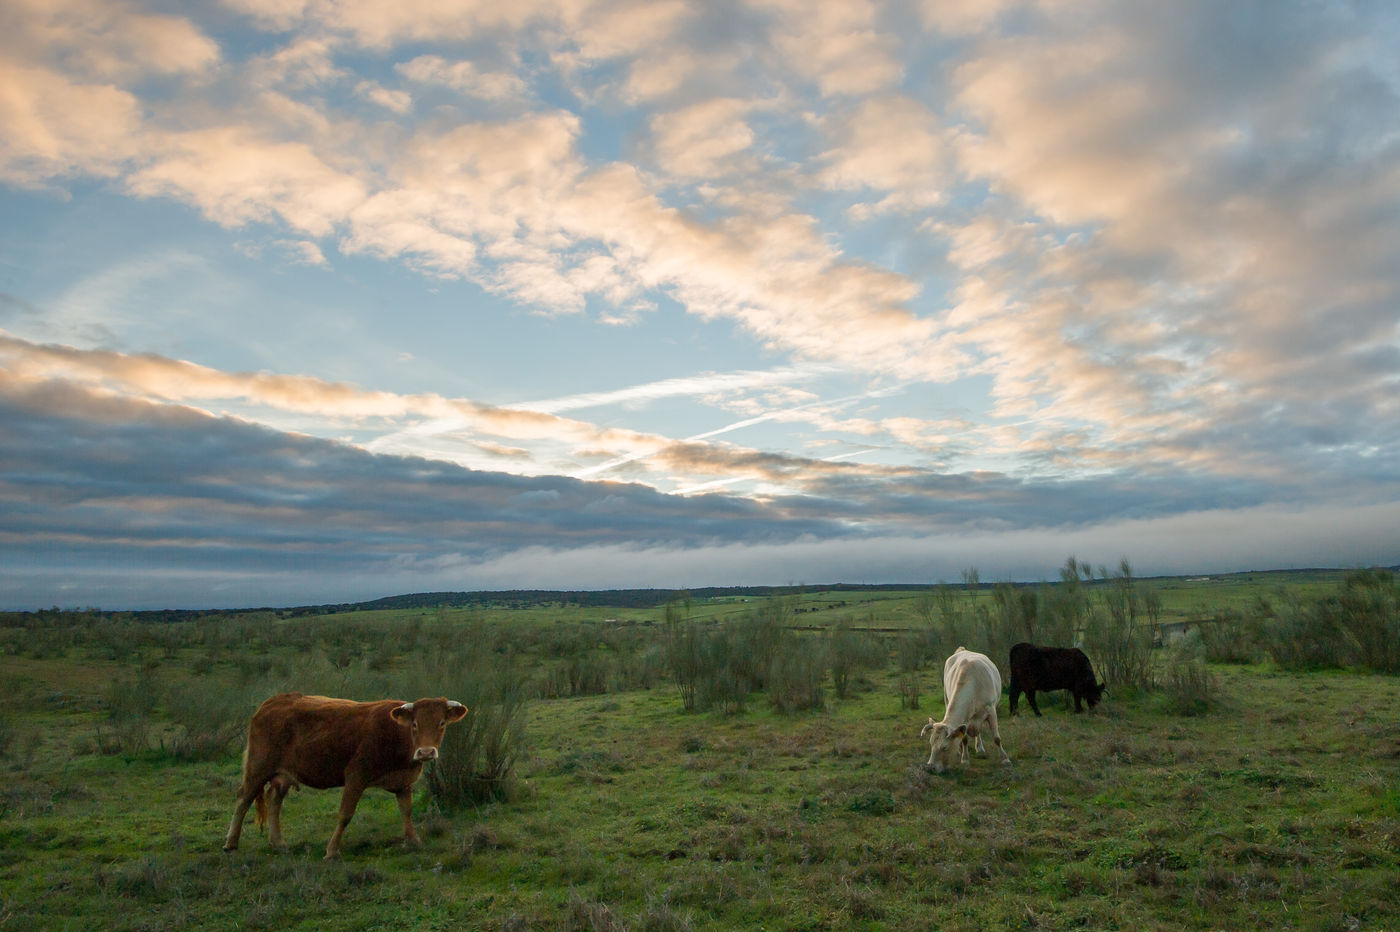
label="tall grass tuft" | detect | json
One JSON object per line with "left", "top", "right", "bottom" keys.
{"left": 163, "top": 681, "right": 252, "bottom": 761}
{"left": 404, "top": 629, "right": 530, "bottom": 807}
{"left": 99, "top": 675, "right": 157, "bottom": 755}
{"left": 1335, "top": 568, "right": 1400, "bottom": 673}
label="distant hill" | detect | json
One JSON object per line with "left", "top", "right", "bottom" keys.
{"left": 9, "top": 566, "right": 1390, "bottom": 621}
{"left": 289, "top": 582, "right": 939, "bottom": 615}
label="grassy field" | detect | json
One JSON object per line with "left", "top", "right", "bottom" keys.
{"left": 2, "top": 573, "right": 1397, "bottom": 931}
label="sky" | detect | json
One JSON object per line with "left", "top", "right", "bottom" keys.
{"left": 1, "top": 0, "right": 1398, "bottom": 610}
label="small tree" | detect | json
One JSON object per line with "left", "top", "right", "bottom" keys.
{"left": 1082, "top": 559, "right": 1155, "bottom": 690}
{"left": 662, "top": 597, "right": 705, "bottom": 712}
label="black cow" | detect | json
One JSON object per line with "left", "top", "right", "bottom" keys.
{"left": 1008, "top": 642, "right": 1104, "bottom": 716}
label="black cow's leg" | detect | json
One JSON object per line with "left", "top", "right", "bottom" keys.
{"left": 1027, "top": 691, "right": 1043, "bottom": 717}
{"left": 1073, "top": 692, "right": 1084, "bottom": 713}
{"left": 1009, "top": 684, "right": 1021, "bottom": 715}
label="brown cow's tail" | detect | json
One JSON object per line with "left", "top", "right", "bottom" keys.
{"left": 234, "top": 737, "right": 271, "bottom": 834}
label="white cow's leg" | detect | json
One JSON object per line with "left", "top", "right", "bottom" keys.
{"left": 986, "top": 709, "right": 1011, "bottom": 765}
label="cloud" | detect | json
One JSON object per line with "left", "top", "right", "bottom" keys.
{"left": 647, "top": 97, "right": 755, "bottom": 179}
{"left": 0, "top": 62, "right": 144, "bottom": 184}
{"left": 355, "top": 80, "right": 412, "bottom": 114}
{"left": 396, "top": 55, "right": 528, "bottom": 102}
{"left": 126, "top": 127, "right": 368, "bottom": 237}
{"left": 818, "top": 94, "right": 949, "bottom": 214}
{"left": 756, "top": 0, "right": 903, "bottom": 97}
{"left": 2, "top": 0, "right": 1399, "bottom": 608}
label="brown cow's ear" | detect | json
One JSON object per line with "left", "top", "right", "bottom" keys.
{"left": 445, "top": 701, "right": 468, "bottom": 722}
{"left": 390, "top": 702, "right": 415, "bottom": 724}
{"left": 952, "top": 724, "right": 968, "bottom": 737}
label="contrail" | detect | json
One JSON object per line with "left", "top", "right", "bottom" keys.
{"left": 518, "top": 364, "right": 835, "bottom": 414}
{"left": 574, "top": 386, "right": 903, "bottom": 480}
{"left": 672, "top": 448, "right": 878, "bottom": 495}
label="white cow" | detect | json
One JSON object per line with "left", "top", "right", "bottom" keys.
{"left": 921, "top": 647, "right": 1011, "bottom": 773}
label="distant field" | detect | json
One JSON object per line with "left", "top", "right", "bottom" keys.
{"left": 1, "top": 571, "right": 1396, "bottom": 931}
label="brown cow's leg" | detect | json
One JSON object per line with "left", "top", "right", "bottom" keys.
{"left": 325, "top": 775, "right": 367, "bottom": 860}
{"left": 267, "top": 777, "right": 291, "bottom": 848}
{"left": 223, "top": 787, "right": 259, "bottom": 851}
{"left": 396, "top": 788, "right": 421, "bottom": 847}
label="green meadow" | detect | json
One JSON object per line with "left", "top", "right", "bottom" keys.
{"left": 2, "top": 568, "right": 1397, "bottom": 931}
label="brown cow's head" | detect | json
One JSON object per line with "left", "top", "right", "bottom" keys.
{"left": 390, "top": 697, "right": 469, "bottom": 761}
{"left": 921, "top": 717, "right": 968, "bottom": 774}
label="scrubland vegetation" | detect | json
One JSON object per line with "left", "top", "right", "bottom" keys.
{"left": 1, "top": 563, "right": 1397, "bottom": 930}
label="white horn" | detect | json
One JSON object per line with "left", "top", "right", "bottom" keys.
{"left": 397, "top": 702, "right": 414, "bottom": 712}
{"left": 447, "top": 700, "right": 464, "bottom": 709}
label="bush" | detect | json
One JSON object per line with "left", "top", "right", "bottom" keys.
{"left": 767, "top": 636, "right": 826, "bottom": 713}
{"left": 662, "top": 597, "right": 791, "bottom": 714}
{"left": 828, "top": 621, "right": 885, "bottom": 699}
{"left": 1195, "top": 610, "right": 1261, "bottom": 665}
{"left": 1160, "top": 639, "right": 1220, "bottom": 716}
{"left": 1335, "top": 569, "right": 1400, "bottom": 673}
{"left": 407, "top": 639, "right": 530, "bottom": 807}
{"left": 1082, "top": 561, "right": 1155, "bottom": 690}
{"left": 99, "top": 675, "right": 157, "bottom": 755}
{"left": 1262, "top": 597, "right": 1346, "bottom": 671}
{"left": 896, "top": 633, "right": 922, "bottom": 710}
{"left": 163, "top": 681, "right": 252, "bottom": 761}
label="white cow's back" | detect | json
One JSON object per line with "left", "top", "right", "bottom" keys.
{"left": 942, "top": 647, "right": 1001, "bottom": 726}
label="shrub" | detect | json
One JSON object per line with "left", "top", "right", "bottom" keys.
{"left": 1335, "top": 568, "right": 1400, "bottom": 673}
{"left": 1082, "top": 560, "right": 1156, "bottom": 690}
{"left": 1195, "top": 610, "right": 1261, "bottom": 665}
{"left": 1262, "top": 597, "right": 1346, "bottom": 671}
{"left": 1160, "top": 638, "right": 1220, "bottom": 716}
{"left": 0, "top": 705, "right": 14, "bottom": 758}
{"left": 828, "top": 621, "right": 885, "bottom": 699}
{"left": 538, "top": 651, "right": 613, "bottom": 699}
{"left": 767, "top": 636, "right": 826, "bottom": 713}
{"left": 100, "top": 675, "right": 157, "bottom": 755}
{"left": 896, "top": 633, "right": 922, "bottom": 710}
{"left": 919, "top": 582, "right": 975, "bottom": 665}
{"left": 409, "top": 645, "right": 530, "bottom": 807}
{"left": 662, "top": 599, "right": 706, "bottom": 712}
{"left": 163, "top": 682, "right": 252, "bottom": 761}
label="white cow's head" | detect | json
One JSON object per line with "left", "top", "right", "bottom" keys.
{"left": 921, "top": 717, "right": 968, "bottom": 774}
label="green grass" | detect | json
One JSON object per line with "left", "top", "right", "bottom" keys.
{"left": 2, "top": 588, "right": 1397, "bottom": 931}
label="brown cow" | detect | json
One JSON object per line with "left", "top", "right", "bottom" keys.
{"left": 222, "top": 692, "right": 467, "bottom": 859}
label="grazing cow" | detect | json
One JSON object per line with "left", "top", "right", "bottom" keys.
{"left": 1008, "top": 642, "right": 1104, "bottom": 716}
{"left": 223, "top": 693, "right": 467, "bottom": 859}
{"left": 921, "top": 647, "right": 1010, "bottom": 773}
